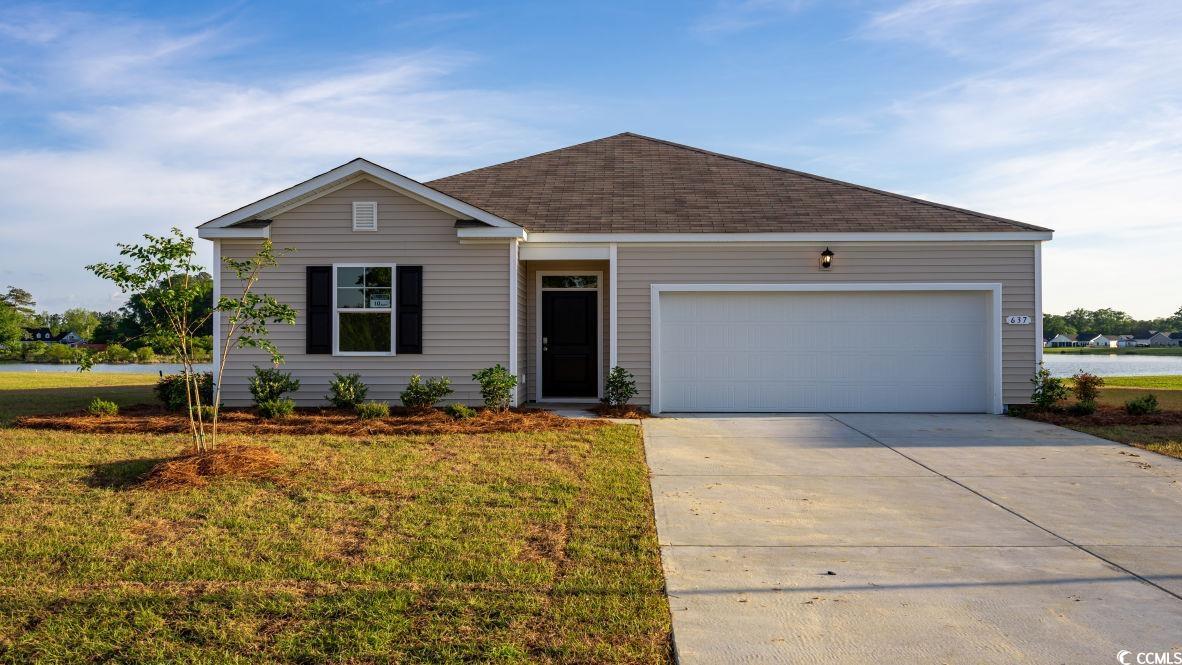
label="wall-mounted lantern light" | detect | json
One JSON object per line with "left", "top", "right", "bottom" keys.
{"left": 820, "top": 247, "right": 835, "bottom": 270}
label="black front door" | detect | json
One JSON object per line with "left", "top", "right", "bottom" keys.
{"left": 542, "top": 290, "right": 598, "bottom": 398}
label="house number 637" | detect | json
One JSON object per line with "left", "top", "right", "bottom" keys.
{"left": 1005, "top": 315, "right": 1032, "bottom": 325}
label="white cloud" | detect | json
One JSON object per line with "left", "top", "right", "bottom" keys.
{"left": 0, "top": 6, "right": 570, "bottom": 312}
{"left": 848, "top": 0, "right": 1182, "bottom": 318}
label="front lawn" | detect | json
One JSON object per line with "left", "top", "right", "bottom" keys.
{"left": 0, "top": 372, "right": 157, "bottom": 424}
{"left": 0, "top": 425, "right": 670, "bottom": 661}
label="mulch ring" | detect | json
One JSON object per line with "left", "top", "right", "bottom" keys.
{"left": 1016, "top": 405, "right": 1182, "bottom": 427}
{"left": 14, "top": 405, "right": 609, "bottom": 436}
{"left": 589, "top": 404, "right": 652, "bottom": 419}
{"left": 142, "top": 445, "right": 283, "bottom": 490}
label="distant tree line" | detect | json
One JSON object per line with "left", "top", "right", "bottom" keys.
{"left": 1043, "top": 306, "right": 1182, "bottom": 338}
{"left": 0, "top": 275, "right": 213, "bottom": 354}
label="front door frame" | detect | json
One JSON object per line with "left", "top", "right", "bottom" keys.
{"left": 536, "top": 270, "right": 603, "bottom": 401}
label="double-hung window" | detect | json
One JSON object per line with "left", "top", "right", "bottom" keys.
{"left": 334, "top": 264, "right": 395, "bottom": 355}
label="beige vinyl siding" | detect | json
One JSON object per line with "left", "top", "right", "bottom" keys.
{"left": 616, "top": 242, "right": 1039, "bottom": 407}
{"left": 219, "top": 178, "right": 509, "bottom": 406}
{"left": 523, "top": 260, "right": 609, "bottom": 402}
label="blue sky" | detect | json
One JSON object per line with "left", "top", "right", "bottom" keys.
{"left": 1, "top": 0, "right": 1179, "bottom": 318}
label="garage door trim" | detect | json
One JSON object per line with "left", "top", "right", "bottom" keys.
{"left": 649, "top": 282, "right": 1003, "bottom": 415}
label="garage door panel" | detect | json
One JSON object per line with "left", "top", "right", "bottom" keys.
{"left": 658, "top": 291, "right": 990, "bottom": 413}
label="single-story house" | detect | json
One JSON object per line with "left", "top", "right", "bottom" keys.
{"left": 1046, "top": 333, "right": 1076, "bottom": 348}
{"left": 1149, "top": 332, "right": 1177, "bottom": 347}
{"left": 1127, "top": 330, "right": 1156, "bottom": 347}
{"left": 1168, "top": 333, "right": 1182, "bottom": 347}
{"left": 198, "top": 133, "right": 1052, "bottom": 414}
{"left": 1073, "top": 333, "right": 1116, "bottom": 348}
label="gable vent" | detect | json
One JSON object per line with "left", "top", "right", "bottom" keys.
{"left": 352, "top": 201, "right": 378, "bottom": 231}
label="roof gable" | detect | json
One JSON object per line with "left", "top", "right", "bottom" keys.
{"left": 428, "top": 132, "right": 1052, "bottom": 234}
{"left": 198, "top": 158, "right": 519, "bottom": 237}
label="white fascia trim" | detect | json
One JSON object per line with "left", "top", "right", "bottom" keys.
{"left": 200, "top": 158, "right": 521, "bottom": 230}
{"left": 509, "top": 241, "right": 520, "bottom": 407}
{"left": 519, "top": 243, "right": 608, "bottom": 260}
{"left": 648, "top": 282, "right": 1004, "bottom": 416}
{"left": 457, "top": 227, "right": 528, "bottom": 239}
{"left": 211, "top": 240, "right": 221, "bottom": 390}
{"left": 1035, "top": 241, "right": 1044, "bottom": 365}
{"left": 608, "top": 243, "right": 618, "bottom": 369}
{"left": 198, "top": 227, "right": 271, "bottom": 239}
{"left": 527, "top": 231, "right": 1052, "bottom": 243}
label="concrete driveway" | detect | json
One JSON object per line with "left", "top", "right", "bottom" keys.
{"left": 645, "top": 414, "right": 1182, "bottom": 663}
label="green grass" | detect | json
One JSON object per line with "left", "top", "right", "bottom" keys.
{"left": 0, "top": 419, "right": 669, "bottom": 662}
{"left": 0, "top": 372, "right": 158, "bottom": 424}
{"left": 1095, "top": 375, "right": 1182, "bottom": 389}
{"left": 1044, "top": 346, "right": 1182, "bottom": 355}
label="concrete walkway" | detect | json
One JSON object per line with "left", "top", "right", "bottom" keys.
{"left": 645, "top": 414, "right": 1182, "bottom": 663}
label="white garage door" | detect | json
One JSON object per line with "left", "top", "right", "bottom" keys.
{"left": 656, "top": 290, "right": 991, "bottom": 413}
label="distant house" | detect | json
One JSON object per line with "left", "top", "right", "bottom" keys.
{"left": 1149, "top": 332, "right": 1177, "bottom": 347}
{"left": 1075, "top": 333, "right": 1116, "bottom": 348}
{"left": 21, "top": 328, "right": 86, "bottom": 346}
{"left": 59, "top": 332, "right": 86, "bottom": 347}
{"left": 1115, "top": 334, "right": 1137, "bottom": 348}
{"left": 1046, "top": 333, "right": 1076, "bottom": 348}
{"left": 23, "top": 327, "right": 63, "bottom": 343}
{"left": 1169, "top": 333, "right": 1182, "bottom": 347}
{"left": 1128, "top": 330, "right": 1157, "bottom": 347}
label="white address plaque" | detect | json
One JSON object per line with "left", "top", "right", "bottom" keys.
{"left": 1005, "top": 315, "right": 1032, "bottom": 325}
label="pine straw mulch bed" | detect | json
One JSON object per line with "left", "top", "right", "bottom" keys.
{"left": 589, "top": 404, "right": 653, "bottom": 419}
{"left": 13, "top": 405, "right": 610, "bottom": 436}
{"left": 1014, "top": 405, "right": 1182, "bottom": 428}
{"left": 141, "top": 445, "right": 284, "bottom": 490}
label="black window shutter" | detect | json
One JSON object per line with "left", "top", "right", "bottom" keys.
{"left": 306, "top": 266, "right": 332, "bottom": 354}
{"left": 397, "top": 266, "right": 423, "bottom": 354}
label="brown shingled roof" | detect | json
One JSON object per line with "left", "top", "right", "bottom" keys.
{"left": 428, "top": 132, "right": 1049, "bottom": 234}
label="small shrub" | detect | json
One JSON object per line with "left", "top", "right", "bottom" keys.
{"left": 1067, "top": 401, "right": 1097, "bottom": 416}
{"left": 327, "top": 372, "right": 369, "bottom": 408}
{"left": 135, "top": 346, "right": 156, "bottom": 363}
{"left": 155, "top": 372, "right": 214, "bottom": 411}
{"left": 86, "top": 397, "right": 119, "bottom": 417}
{"left": 446, "top": 403, "right": 476, "bottom": 420}
{"left": 257, "top": 398, "right": 295, "bottom": 419}
{"left": 102, "top": 343, "right": 134, "bottom": 363}
{"left": 400, "top": 375, "right": 453, "bottom": 410}
{"left": 472, "top": 364, "right": 517, "bottom": 410}
{"left": 355, "top": 400, "right": 390, "bottom": 420}
{"left": 602, "top": 366, "right": 638, "bottom": 407}
{"left": 190, "top": 404, "right": 217, "bottom": 421}
{"left": 1125, "top": 394, "right": 1160, "bottom": 416}
{"left": 249, "top": 366, "right": 300, "bottom": 405}
{"left": 1030, "top": 363, "right": 1069, "bottom": 410}
{"left": 1071, "top": 371, "right": 1104, "bottom": 405}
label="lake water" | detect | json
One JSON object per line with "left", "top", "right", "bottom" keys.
{"left": 1042, "top": 354, "right": 1182, "bottom": 378}
{"left": 0, "top": 362, "right": 213, "bottom": 375}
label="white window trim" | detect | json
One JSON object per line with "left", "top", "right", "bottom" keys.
{"left": 648, "top": 282, "right": 1004, "bottom": 415}
{"left": 332, "top": 263, "right": 396, "bottom": 356}
{"left": 352, "top": 201, "right": 378, "bottom": 232}
{"left": 535, "top": 270, "right": 604, "bottom": 403}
